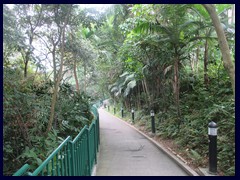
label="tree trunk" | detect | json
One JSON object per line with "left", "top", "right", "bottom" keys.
{"left": 143, "top": 78, "right": 151, "bottom": 106}
{"left": 137, "top": 83, "right": 141, "bottom": 110}
{"left": 73, "top": 56, "right": 80, "bottom": 93}
{"left": 204, "top": 39, "right": 209, "bottom": 86}
{"left": 24, "top": 51, "right": 30, "bottom": 78}
{"left": 190, "top": 56, "right": 194, "bottom": 73}
{"left": 45, "top": 6, "right": 71, "bottom": 135}
{"left": 84, "top": 62, "right": 87, "bottom": 92}
{"left": 173, "top": 54, "right": 180, "bottom": 118}
{"left": 24, "top": 29, "right": 34, "bottom": 78}
{"left": 156, "top": 74, "right": 160, "bottom": 98}
{"left": 52, "top": 46, "right": 57, "bottom": 82}
{"left": 196, "top": 47, "right": 199, "bottom": 74}
{"left": 202, "top": 4, "right": 235, "bottom": 97}
{"left": 24, "top": 60, "right": 28, "bottom": 78}
{"left": 141, "top": 80, "right": 147, "bottom": 107}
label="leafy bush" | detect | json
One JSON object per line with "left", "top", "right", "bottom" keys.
{"left": 3, "top": 68, "right": 94, "bottom": 175}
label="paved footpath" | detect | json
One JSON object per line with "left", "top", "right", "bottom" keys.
{"left": 95, "top": 108, "right": 188, "bottom": 176}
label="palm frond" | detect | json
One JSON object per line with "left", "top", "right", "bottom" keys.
{"left": 164, "top": 65, "right": 173, "bottom": 76}
{"left": 124, "top": 80, "right": 136, "bottom": 97}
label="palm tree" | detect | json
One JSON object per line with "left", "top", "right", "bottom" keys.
{"left": 133, "top": 4, "right": 202, "bottom": 118}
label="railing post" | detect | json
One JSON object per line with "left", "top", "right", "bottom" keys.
{"left": 94, "top": 123, "right": 97, "bottom": 164}
{"left": 87, "top": 128, "right": 91, "bottom": 176}
{"left": 70, "top": 142, "right": 76, "bottom": 176}
{"left": 97, "top": 113, "right": 100, "bottom": 147}
{"left": 96, "top": 122, "right": 98, "bottom": 153}
{"left": 67, "top": 142, "right": 72, "bottom": 176}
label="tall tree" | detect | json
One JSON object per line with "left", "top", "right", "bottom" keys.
{"left": 132, "top": 4, "right": 201, "bottom": 117}
{"left": 15, "top": 4, "right": 44, "bottom": 78}
{"left": 202, "top": 4, "right": 235, "bottom": 97}
{"left": 45, "top": 4, "right": 72, "bottom": 135}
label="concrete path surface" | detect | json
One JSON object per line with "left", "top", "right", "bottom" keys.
{"left": 95, "top": 108, "right": 189, "bottom": 176}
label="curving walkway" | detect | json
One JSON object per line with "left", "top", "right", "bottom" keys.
{"left": 95, "top": 108, "right": 189, "bottom": 176}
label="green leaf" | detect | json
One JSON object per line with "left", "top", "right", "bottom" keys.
{"left": 36, "top": 158, "right": 43, "bottom": 165}
{"left": 119, "top": 71, "right": 129, "bottom": 77}
{"left": 216, "top": 4, "right": 232, "bottom": 15}
{"left": 124, "top": 80, "right": 136, "bottom": 97}
{"left": 192, "top": 4, "right": 209, "bottom": 19}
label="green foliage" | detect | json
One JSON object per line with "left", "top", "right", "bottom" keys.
{"left": 109, "top": 71, "right": 137, "bottom": 98}
{"left": 172, "top": 78, "right": 234, "bottom": 174}
{"left": 105, "top": 5, "right": 234, "bottom": 175}
{"left": 3, "top": 67, "right": 93, "bottom": 175}
{"left": 3, "top": 3, "right": 235, "bottom": 176}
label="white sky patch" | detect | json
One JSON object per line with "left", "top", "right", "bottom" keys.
{"left": 7, "top": 4, "right": 112, "bottom": 11}
{"left": 80, "top": 4, "right": 112, "bottom": 9}
{"left": 6, "top": 4, "right": 14, "bottom": 9}
{"left": 5, "top": 4, "right": 112, "bottom": 78}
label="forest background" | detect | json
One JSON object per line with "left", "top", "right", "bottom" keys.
{"left": 3, "top": 4, "right": 235, "bottom": 175}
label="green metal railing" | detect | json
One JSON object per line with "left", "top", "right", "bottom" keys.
{"left": 13, "top": 106, "right": 100, "bottom": 176}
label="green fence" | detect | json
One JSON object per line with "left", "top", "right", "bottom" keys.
{"left": 13, "top": 106, "right": 100, "bottom": 176}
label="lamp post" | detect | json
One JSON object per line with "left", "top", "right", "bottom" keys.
{"left": 208, "top": 121, "right": 217, "bottom": 174}
{"left": 121, "top": 107, "right": 124, "bottom": 118}
{"left": 131, "top": 109, "right": 135, "bottom": 124}
{"left": 150, "top": 110, "right": 155, "bottom": 134}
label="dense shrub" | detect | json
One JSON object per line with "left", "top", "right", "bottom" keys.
{"left": 3, "top": 68, "right": 93, "bottom": 175}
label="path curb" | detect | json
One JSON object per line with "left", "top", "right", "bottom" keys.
{"left": 103, "top": 109, "right": 200, "bottom": 176}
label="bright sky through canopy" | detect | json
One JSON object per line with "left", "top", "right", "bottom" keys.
{"left": 80, "top": 4, "right": 112, "bottom": 9}
{"left": 7, "top": 4, "right": 113, "bottom": 12}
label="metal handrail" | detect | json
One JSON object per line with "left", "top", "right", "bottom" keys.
{"left": 31, "top": 136, "right": 72, "bottom": 176}
{"left": 12, "top": 164, "right": 30, "bottom": 176}
{"left": 13, "top": 106, "right": 99, "bottom": 176}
